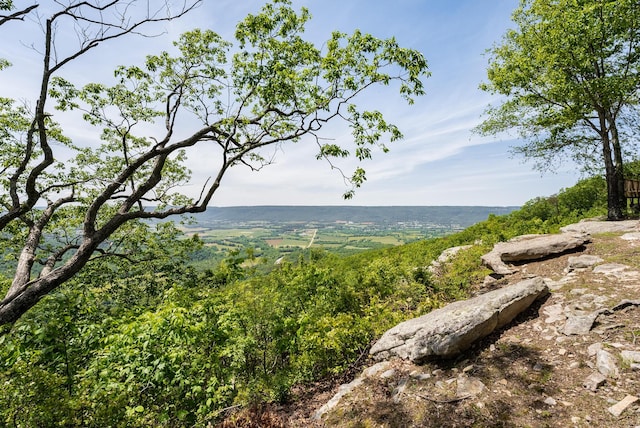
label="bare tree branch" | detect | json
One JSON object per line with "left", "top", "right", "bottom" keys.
{"left": 0, "top": 4, "right": 37, "bottom": 26}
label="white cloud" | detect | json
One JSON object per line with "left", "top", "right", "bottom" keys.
{"left": 1, "top": 0, "right": 584, "bottom": 207}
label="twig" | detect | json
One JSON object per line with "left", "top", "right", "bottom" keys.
{"left": 215, "top": 404, "right": 242, "bottom": 415}
{"left": 416, "top": 393, "right": 472, "bottom": 403}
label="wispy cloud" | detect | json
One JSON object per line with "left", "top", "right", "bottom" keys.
{"left": 1, "top": 0, "right": 582, "bottom": 206}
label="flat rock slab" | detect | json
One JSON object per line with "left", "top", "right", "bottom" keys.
{"left": 567, "top": 255, "right": 603, "bottom": 270}
{"left": 593, "top": 263, "right": 640, "bottom": 282}
{"left": 543, "top": 303, "right": 566, "bottom": 324}
{"left": 369, "top": 277, "right": 549, "bottom": 362}
{"left": 583, "top": 372, "right": 607, "bottom": 392}
{"left": 560, "top": 219, "right": 639, "bottom": 234}
{"left": 596, "top": 349, "right": 619, "bottom": 378}
{"left": 313, "top": 361, "right": 391, "bottom": 420}
{"left": 621, "top": 350, "right": 640, "bottom": 364}
{"left": 621, "top": 232, "right": 640, "bottom": 241}
{"left": 481, "top": 233, "right": 590, "bottom": 275}
{"left": 562, "top": 312, "right": 600, "bottom": 335}
{"left": 607, "top": 395, "right": 638, "bottom": 417}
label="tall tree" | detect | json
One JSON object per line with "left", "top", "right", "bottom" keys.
{"left": 477, "top": 0, "right": 640, "bottom": 220}
{"left": 0, "top": 0, "right": 428, "bottom": 326}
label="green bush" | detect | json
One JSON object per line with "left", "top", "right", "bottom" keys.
{"left": 0, "top": 175, "right": 611, "bottom": 426}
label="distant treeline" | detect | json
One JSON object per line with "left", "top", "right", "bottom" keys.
{"left": 196, "top": 205, "right": 519, "bottom": 226}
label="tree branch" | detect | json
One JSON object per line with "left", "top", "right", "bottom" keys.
{"left": 0, "top": 4, "right": 37, "bottom": 26}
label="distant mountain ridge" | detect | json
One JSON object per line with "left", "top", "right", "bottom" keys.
{"left": 198, "top": 206, "right": 519, "bottom": 227}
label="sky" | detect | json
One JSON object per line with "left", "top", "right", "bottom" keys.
{"left": 0, "top": 0, "right": 583, "bottom": 207}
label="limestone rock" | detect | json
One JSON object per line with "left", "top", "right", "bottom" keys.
{"left": 560, "top": 219, "right": 639, "bottom": 234}
{"left": 621, "top": 232, "right": 640, "bottom": 241}
{"left": 583, "top": 372, "right": 606, "bottom": 392}
{"left": 612, "top": 299, "right": 640, "bottom": 311}
{"left": 369, "top": 277, "right": 549, "bottom": 362}
{"left": 544, "top": 274, "right": 578, "bottom": 291}
{"left": 362, "top": 361, "right": 391, "bottom": 378}
{"left": 596, "top": 349, "right": 620, "bottom": 378}
{"left": 562, "top": 310, "right": 606, "bottom": 335}
{"left": 593, "top": 263, "right": 628, "bottom": 275}
{"left": 428, "top": 245, "right": 472, "bottom": 274}
{"left": 500, "top": 233, "right": 590, "bottom": 262}
{"left": 480, "top": 250, "right": 516, "bottom": 275}
{"left": 481, "top": 233, "right": 590, "bottom": 275}
{"left": 562, "top": 314, "right": 597, "bottom": 335}
{"left": 593, "top": 263, "right": 640, "bottom": 281}
{"left": 567, "top": 255, "right": 603, "bottom": 271}
{"left": 313, "top": 361, "right": 389, "bottom": 420}
{"left": 542, "top": 303, "right": 566, "bottom": 324}
{"left": 380, "top": 369, "right": 396, "bottom": 379}
{"left": 587, "top": 343, "right": 602, "bottom": 357}
{"left": 621, "top": 350, "right": 640, "bottom": 364}
{"left": 607, "top": 395, "right": 639, "bottom": 417}
{"left": 313, "top": 377, "right": 363, "bottom": 420}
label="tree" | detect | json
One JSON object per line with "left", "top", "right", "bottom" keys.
{"left": 0, "top": 0, "right": 428, "bottom": 326}
{"left": 477, "top": 0, "right": 640, "bottom": 221}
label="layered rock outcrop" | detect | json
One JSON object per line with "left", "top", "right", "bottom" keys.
{"left": 481, "top": 233, "right": 590, "bottom": 275}
{"left": 369, "top": 277, "right": 549, "bottom": 361}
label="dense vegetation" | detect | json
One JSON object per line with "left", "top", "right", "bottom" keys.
{"left": 0, "top": 175, "right": 612, "bottom": 427}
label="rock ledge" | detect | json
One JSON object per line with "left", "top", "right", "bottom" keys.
{"left": 370, "top": 277, "right": 549, "bottom": 362}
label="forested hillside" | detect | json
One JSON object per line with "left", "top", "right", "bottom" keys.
{"left": 193, "top": 206, "right": 518, "bottom": 226}
{"left": 0, "top": 175, "right": 612, "bottom": 426}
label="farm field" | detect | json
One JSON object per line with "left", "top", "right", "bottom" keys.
{"left": 180, "top": 205, "right": 518, "bottom": 269}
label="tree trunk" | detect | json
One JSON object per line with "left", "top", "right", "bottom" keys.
{"left": 609, "top": 120, "right": 626, "bottom": 214}
{"left": 602, "top": 130, "right": 624, "bottom": 220}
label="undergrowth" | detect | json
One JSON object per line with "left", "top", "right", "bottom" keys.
{"left": 0, "top": 175, "right": 612, "bottom": 426}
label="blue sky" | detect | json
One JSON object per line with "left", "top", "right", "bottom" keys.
{"left": 1, "top": 0, "right": 582, "bottom": 206}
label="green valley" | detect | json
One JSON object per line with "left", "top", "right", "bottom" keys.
{"left": 182, "top": 206, "right": 518, "bottom": 269}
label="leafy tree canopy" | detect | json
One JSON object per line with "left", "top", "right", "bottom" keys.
{"left": 0, "top": 0, "right": 428, "bottom": 325}
{"left": 477, "top": 0, "right": 640, "bottom": 220}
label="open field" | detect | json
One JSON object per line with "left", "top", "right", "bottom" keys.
{"left": 185, "top": 224, "right": 462, "bottom": 270}
{"left": 180, "top": 206, "right": 519, "bottom": 269}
